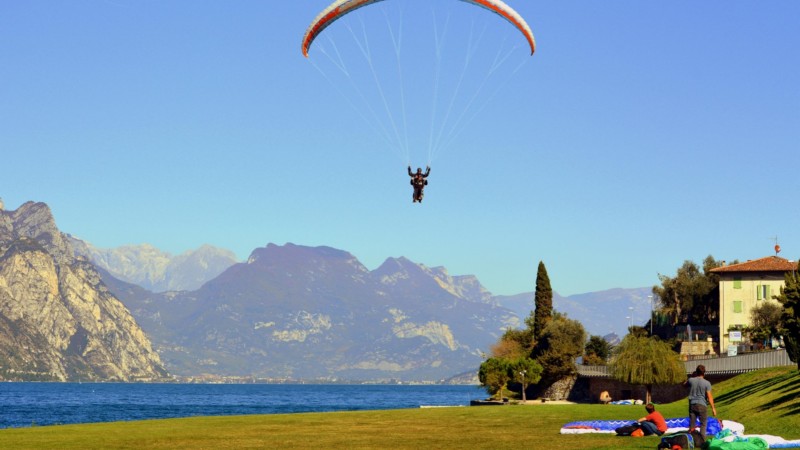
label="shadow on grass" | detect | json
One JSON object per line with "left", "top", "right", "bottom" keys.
{"left": 715, "top": 372, "right": 794, "bottom": 405}
{"left": 779, "top": 403, "right": 800, "bottom": 417}
{"left": 776, "top": 373, "right": 800, "bottom": 394}
{"left": 750, "top": 371, "right": 800, "bottom": 417}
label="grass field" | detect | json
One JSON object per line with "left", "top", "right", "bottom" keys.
{"left": 1, "top": 367, "right": 797, "bottom": 449}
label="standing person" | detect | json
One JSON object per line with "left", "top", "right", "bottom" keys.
{"left": 636, "top": 403, "right": 668, "bottom": 436}
{"left": 684, "top": 364, "right": 717, "bottom": 439}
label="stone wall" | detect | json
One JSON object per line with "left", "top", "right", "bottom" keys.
{"left": 541, "top": 375, "right": 579, "bottom": 400}
{"left": 680, "top": 340, "right": 716, "bottom": 357}
{"left": 576, "top": 373, "right": 737, "bottom": 404}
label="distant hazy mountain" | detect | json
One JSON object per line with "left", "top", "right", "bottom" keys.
{"left": 2, "top": 199, "right": 663, "bottom": 383}
{"left": 104, "top": 243, "right": 520, "bottom": 381}
{"left": 70, "top": 238, "right": 653, "bottom": 340}
{"left": 0, "top": 202, "right": 168, "bottom": 381}
{"left": 494, "top": 287, "right": 654, "bottom": 338}
{"left": 69, "top": 238, "right": 238, "bottom": 292}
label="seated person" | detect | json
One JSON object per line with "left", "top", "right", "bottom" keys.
{"left": 637, "top": 403, "right": 668, "bottom": 436}
{"left": 599, "top": 391, "right": 611, "bottom": 404}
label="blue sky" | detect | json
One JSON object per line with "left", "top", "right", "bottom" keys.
{"left": 2, "top": 1, "right": 799, "bottom": 297}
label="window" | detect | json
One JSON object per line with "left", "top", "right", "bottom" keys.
{"left": 733, "top": 301, "right": 743, "bottom": 313}
{"left": 733, "top": 277, "right": 742, "bottom": 289}
{"left": 757, "top": 285, "right": 771, "bottom": 300}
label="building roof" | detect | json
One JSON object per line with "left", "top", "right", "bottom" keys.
{"left": 710, "top": 256, "right": 797, "bottom": 274}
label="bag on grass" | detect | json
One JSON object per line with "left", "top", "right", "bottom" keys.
{"left": 615, "top": 424, "right": 640, "bottom": 436}
{"left": 658, "top": 430, "right": 705, "bottom": 449}
{"left": 658, "top": 432, "right": 695, "bottom": 449}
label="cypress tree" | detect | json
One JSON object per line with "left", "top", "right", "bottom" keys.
{"left": 532, "top": 261, "right": 553, "bottom": 352}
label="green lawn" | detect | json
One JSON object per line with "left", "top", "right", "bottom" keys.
{"left": 1, "top": 367, "right": 797, "bottom": 449}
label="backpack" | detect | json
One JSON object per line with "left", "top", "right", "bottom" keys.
{"left": 658, "top": 430, "right": 705, "bottom": 449}
{"left": 615, "top": 424, "right": 640, "bottom": 436}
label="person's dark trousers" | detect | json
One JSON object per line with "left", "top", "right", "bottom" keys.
{"left": 689, "top": 403, "right": 708, "bottom": 439}
{"left": 640, "top": 421, "right": 662, "bottom": 436}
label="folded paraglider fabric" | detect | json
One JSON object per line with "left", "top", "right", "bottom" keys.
{"left": 560, "top": 417, "right": 729, "bottom": 435}
{"left": 710, "top": 430, "right": 800, "bottom": 449}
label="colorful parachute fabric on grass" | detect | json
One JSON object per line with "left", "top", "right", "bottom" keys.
{"left": 708, "top": 436, "right": 769, "bottom": 450}
{"left": 560, "top": 420, "right": 800, "bottom": 448}
{"left": 608, "top": 399, "right": 643, "bottom": 405}
{"left": 710, "top": 430, "right": 800, "bottom": 449}
{"left": 560, "top": 417, "right": 726, "bottom": 435}
{"left": 767, "top": 440, "right": 800, "bottom": 449}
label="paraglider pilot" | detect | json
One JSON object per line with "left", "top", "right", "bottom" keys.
{"left": 408, "top": 166, "right": 430, "bottom": 203}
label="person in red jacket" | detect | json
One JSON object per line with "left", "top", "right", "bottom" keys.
{"left": 637, "top": 403, "right": 668, "bottom": 436}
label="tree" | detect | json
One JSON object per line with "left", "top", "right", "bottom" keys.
{"left": 478, "top": 358, "right": 511, "bottom": 399}
{"left": 748, "top": 302, "right": 783, "bottom": 347}
{"left": 535, "top": 312, "right": 586, "bottom": 384}
{"left": 653, "top": 256, "right": 723, "bottom": 326}
{"left": 609, "top": 335, "right": 686, "bottom": 404}
{"left": 584, "top": 335, "right": 611, "bottom": 366}
{"left": 508, "top": 357, "right": 543, "bottom": 402}
{"left": 490, "top": 329, "right": 530, "bottom": 359}
{"left": 776, "top": 261, "right": 800, "bottom": 370}
{"left": 530, "top": 261, "right": 553, "bottom": 354}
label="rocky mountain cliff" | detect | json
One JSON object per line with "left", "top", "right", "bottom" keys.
{"left": 105, "top": 243, "right": 520, "bottom": 381}
{"left": 0, "top": 202, "right": 169, "bottom": 381}
{"left": 69, "top": 238, "right": 238, "bottom": 292}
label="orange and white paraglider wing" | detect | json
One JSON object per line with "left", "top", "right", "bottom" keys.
{"left": 464, "top": 0, "right": 536, "bottom": 55}
{"left": 301, "top": 0, "right": 535, "bottom": 57}
{"left": 302, "top": 0, "right": 387, "bottom": 58}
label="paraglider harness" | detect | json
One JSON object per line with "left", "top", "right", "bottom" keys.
{"left": 408, "top": 166, "right": 429, "bottom": 203}
{"left": 410, "top": 175, "right": 428, "bottom": 188}
{"left": 411, "top": 175, "right": 427, "bottom": 202}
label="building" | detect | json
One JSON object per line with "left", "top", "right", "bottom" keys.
{"left": 710, "top": 256, "right": 797, "bottom": 350}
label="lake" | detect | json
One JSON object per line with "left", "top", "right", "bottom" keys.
{"left": 0, "top": 383, "right": 485, "bottom": 428}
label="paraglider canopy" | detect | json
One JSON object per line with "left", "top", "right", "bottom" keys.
{"left": 302, "top": 0, "right": 536, "bottom": 57}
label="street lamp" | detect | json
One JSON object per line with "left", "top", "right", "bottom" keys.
{"left": 628, "top": 306, "right": 634, "bottom": 329}
{"left": 519, "top": 370, "right": 527, "bottom": 402}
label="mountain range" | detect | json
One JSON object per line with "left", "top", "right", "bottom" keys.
{"left": 101, "top": 243, "right": 520, "bottom": 381}
{"left": 1, "top": 199, "right": 654, "bottom": 382}
{"left": 85, "top": 240, "right": 653, "bottom": 381}
{"left": 74, "top": 239, "right": 655, "bottom": 340}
